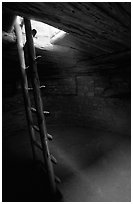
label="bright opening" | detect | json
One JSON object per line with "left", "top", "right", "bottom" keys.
{"left": 18, "top": 17, "right": 66, "bottom": 49}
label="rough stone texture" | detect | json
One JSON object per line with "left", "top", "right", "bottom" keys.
{"left": 3, "top": 2, "right": 131, "bottom": 52}
{"left": 2, "top": 3, "right": 131, "bottom": 135}
{"left": 2, "top": 3, "right": 131, "bottom": 202}
{"left": 2, "top": 97, "right": 131, "bottom": 201}
{"left": 41, "top": 79, "right": 130, "bottom": 135}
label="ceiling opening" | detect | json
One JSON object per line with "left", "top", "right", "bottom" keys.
{"left": 18, "top": 17, "right": 66, "bottom": 49}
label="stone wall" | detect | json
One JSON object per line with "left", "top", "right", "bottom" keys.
{"left": 41, "top": 74, "right": 130, "bottom": 135}
{"left": 35, "top": 33, "right": 130, "bottom": 135}
{"left": 3, "top": 33, "right": 130, "bottom": 135}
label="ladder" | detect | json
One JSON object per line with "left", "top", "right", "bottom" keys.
{"left": 14, "top": 17, "right": 60, "bottom": 198}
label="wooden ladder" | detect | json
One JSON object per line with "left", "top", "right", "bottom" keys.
{"left": 14, "top": 17, "right": 60, "bottom": 198}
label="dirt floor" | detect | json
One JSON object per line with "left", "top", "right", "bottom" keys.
{"left": 2, "top": 93, "right": 131, "bottom": 202}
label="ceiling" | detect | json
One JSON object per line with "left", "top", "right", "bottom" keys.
{"left": 2, "top": 2, "right": 131, "bottom": 81}
{"left": 3, "top": 2, "right": 131, "bottom": 53}
{"left": 2, "top": 2, "right": 131, "bottom": 98}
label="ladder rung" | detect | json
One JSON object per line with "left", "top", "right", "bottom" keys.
{"left": 31, "top": 107, "right": 50, "bottom": 115}
{"left": 33, "top": 140, "right": 42, "bottom": 150}
{"left": 55, "top": 176, "right": 61, "bottom": 184}
{"left": 33, "top": 125, "right": 40, "bottom": 132}
{"left": 25, "top": 65, "right": 29, "bottom": 69}
{"left": 51, "top": 154, "right": 57, "bottom": 164}
{"left": 31, "top": 107, "right": 36, "bottom": 113}
{"left": 47, "top": 133, "right": 53, "bottom": 140}
{"left": 40, "top": 85, "right": 45, "bottom": 89}
{"left": 43, "top": 111, "right": 50, "bottom": 114}
{"left": 28, "top": 85, "right": 45, "bottom": 91}
{"left": 35, "top": 55, "right": 42, "bottom": 61}
{"left": 28, "top": 87, "right": 33, "bottom": 91}
{"left": 33, "top": 125, "right": 52, "bottom": 140}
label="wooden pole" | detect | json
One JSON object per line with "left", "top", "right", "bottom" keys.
{"left": 14, "top": 17, "right": 36, "bottom": 161}
{"left": 24, "top": 18, "right": 56, "bottom": 195}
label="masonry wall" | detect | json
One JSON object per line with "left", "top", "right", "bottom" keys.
{"left": 3, "top": 33, "right": 131, "bottom": 135}
{"left": 37, "top": 34, "right": 130, "bottom": 135}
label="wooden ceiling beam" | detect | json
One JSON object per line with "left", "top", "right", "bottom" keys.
{"left": 119, "top": 2, "right": 131, "bottom": 15}
{"left": 3, "top": 2, "right": 130, "bottom": 52}
{"left": 93, "top": 2, "right": 130, "bottom": 29}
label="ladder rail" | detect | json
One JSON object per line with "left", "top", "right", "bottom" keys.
{"left": 14, "top": 18, "right": 36, "bottom": 161}
{"left": 24, "top": 18, "right": 56, "bottom": 195}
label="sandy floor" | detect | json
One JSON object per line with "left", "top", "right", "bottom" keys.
{"left": 2, "top": 94, "right": 131, "bottom": 201}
